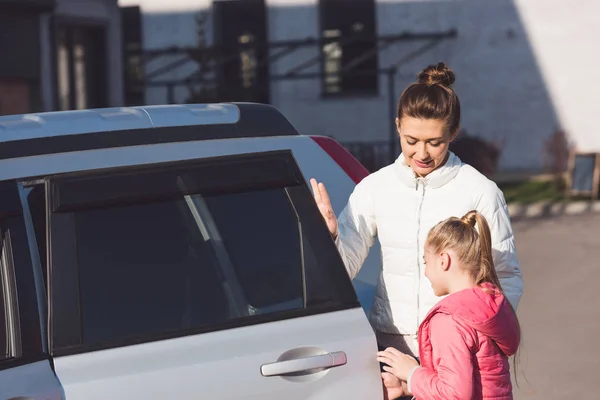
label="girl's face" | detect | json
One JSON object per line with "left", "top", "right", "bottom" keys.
{"left": 423, "top": 245, "right": 450, "bottom": 297}
{"left": 397, "top": 117, "right": 457, "bottom": 177}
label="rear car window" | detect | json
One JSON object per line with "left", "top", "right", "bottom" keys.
{"left": 37, "top": 151, "right": 358, "bottom": 354}
{"left": 74, "top": 188, "right": 304, "bottom": 345}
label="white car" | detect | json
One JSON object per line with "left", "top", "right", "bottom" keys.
{"left": 0, "top": 102, "right": 384, "bottom": 399}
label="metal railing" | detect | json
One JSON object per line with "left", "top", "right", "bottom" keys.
{"left": 341, "top": 140, "right": 397, "bottom": 173}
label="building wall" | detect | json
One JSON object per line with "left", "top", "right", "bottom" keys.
{"left": 141, "top": 5, "right": 211, "bottom": 106}
{"left": 119, "top": 0, "right": 596, "bottom": 172}
{"left": 513, "top": 0, "right": 600, "bottom": 154}
{"left": 267, "top": 0, "right": 557, "bottom": 172}
{"left": 1, "top": 0, "right": 123, "bottom": 115}
{"left": 0, "top": 8, "right": 45, "bottom": 114}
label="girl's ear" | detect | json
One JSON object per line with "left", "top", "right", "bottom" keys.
{"left": 440, "top": 251, "right": 451, "bottom": 272}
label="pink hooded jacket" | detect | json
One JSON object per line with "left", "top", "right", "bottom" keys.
{"left": 409, "top": 283, "right": 520, "bottom": 400}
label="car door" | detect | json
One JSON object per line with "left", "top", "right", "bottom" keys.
{"left": 0, "top": 181, "right": 63, "bottom": 400}
{"left": 25, "top": 150, "right": 383, "bottom": 399}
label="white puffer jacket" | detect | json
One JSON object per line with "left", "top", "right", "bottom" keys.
{"left": 336, "top": 152, "right": 523, "bottom": 336}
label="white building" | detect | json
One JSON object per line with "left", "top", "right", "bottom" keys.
{"left": 118, "top": 0, "right": 599, "bottom": 173}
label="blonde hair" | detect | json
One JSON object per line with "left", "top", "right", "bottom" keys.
{"left": 426, "top": 210, "right": 503, "bottom": 290}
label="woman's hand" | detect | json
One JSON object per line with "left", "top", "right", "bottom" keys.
{"left": 377, "top": 347, "right": 419, "bottom": 381}
{"left": 310, "top": 178, "right": 338, "bottom": 239}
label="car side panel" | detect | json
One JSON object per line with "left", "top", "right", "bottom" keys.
{"left": 0, "top": 360, "right": 63, "bottom": 399}
{"left": 52, "top": 309, "right": 381, "bottom": 399}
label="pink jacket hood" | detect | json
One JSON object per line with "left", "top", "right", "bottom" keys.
{"left": 434, "top": 282, "right": 520, "bottom": 356}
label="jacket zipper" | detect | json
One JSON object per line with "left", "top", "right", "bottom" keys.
{"left": 415, "top": 178, "right": 426, "bottom": 330}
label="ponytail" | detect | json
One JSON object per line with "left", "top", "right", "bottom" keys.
{"left": 460, "top": 210, "right": 503, "bottom": 291}
{"left": 426, "top": 210, "right": 503, "bottom": 292}
{"left": 460, "top": 211, "right": 523, "bottom": 386}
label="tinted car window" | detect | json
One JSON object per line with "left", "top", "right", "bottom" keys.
{"left": 73, "top": 189, "right": 304, "bottom": 346}
{"left": 46, "top": 152, "right": 359, "bottom": 353}
{"left": 0, "top": 183, "right": 46, "bottom": 361}
{"left": 0, "top": 250, "right": 9, "bottom": 360}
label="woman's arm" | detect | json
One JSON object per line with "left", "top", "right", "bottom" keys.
{"left": 335, "top": 178, "right": 378, "bottom": 279}
{"left": 409, "top": 314, "right": 475, "bottom": 400}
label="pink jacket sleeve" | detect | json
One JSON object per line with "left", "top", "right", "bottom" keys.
{"left": 410, "top": 314, "right": 475, "bottom": 400}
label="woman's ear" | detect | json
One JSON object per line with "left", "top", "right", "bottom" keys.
{"left": 395, "top": 117, "right": 401, "bottom": 132}
{"left": 449, "top": 124, "right": 460, "bottom": 142}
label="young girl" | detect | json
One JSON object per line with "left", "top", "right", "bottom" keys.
{"left": 377, "top": 210, "right": 521, "bottom": 400}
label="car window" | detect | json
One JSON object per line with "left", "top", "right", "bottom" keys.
{"left": 73, "top": 188, "right": 304, "bottom": 346}
{"left": 0, "top": 217, "right": 31, "bottom": 362}
{"left": 0, "top": 181, "right": 52, "bottom": 364}
{"left": 44, "top": 151, "right": 359, "bottom": 353}
{"left": 0, "top": 243, "right": 10, "bottom": 361}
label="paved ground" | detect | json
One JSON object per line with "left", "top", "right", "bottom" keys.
{"left": 511, "top": 213, "right": 600, "bottom": 399}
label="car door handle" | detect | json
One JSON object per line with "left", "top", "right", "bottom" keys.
{"left": 260, "top": 351, "right": 347, "bottom": 377}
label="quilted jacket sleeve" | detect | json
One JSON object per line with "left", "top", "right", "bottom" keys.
{"left": 335, "top": 177, "right": 377, "bottom": 280}
{"left": 477, "top": 183, "right": 524, "bottom": 310}
{"left": 409, "top": 314, "right": 475, "bottom": 400}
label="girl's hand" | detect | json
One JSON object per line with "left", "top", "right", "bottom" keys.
{"left": 377, "top": 347, "right": 419, "bottom": 381}
{"left": 382, "top": 372, "right": 410, "bottom": 400}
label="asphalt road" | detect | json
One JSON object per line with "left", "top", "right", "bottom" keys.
{"left": 511, "top": 213, "right": 600, "bottom": 399}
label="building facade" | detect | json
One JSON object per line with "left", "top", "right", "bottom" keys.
{"left": 46, "top": 0, "right": 124, "bottom": 112}
{"left": 0, "top": 0, "right": 56, "bottom": 115}
{"left": 0, "top": 0, "right": 124, "bottom": 116}
{"left": 119, "top": 0, "right": 596, "bottom": 173}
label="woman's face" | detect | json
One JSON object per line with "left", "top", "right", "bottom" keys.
{"left": 397, "top": 116, "right": 457, "bottom": 177}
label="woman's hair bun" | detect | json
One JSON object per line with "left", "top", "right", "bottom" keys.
{"left": 418, "top": 62, "right": 455, "bottom": 88}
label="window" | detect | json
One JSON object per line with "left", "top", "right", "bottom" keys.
{"left": 47, "top": 152, "right": 358, "bottom": 352}
{"left": 56, "top": 24, "right": 108, "bottom": 110}
{"left": 0, "top": 238, "right": 10, "bottom": 361}
{"left": 121, "top": 6, "right": 145, "bottom": 106}
{"left": 319, "top": 0, "right": 378, "bottom": 96}
{"left": 72, "top": 189, "right": 303, "bottom": 345}
{"left": 212, "top": 0, "right": 270, "bottom": 103}
{"left": 0, "top": 226, "right": 25, "bottom": 362}
{"left": 0, "top": 181, "right": 46, "bottom": 365}
{"left": 0, "top": 224, "right": 25, "bottom": 362}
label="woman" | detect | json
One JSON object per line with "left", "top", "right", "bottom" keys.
{"left": 310, "top": 62, "right": 523, "bottom": 398}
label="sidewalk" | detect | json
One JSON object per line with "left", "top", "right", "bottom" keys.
{"left": 508, "top": 199, "right": 600, "bottom": 220}
{"left": 493, "top": 171, "right": 600, "bottom": 220}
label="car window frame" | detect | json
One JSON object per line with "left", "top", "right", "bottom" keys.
{"left": 0, "top": 181, "right": 48, "bottom": 371}
{"left": 40, "top": 150, "right": 359, "bottom": 357}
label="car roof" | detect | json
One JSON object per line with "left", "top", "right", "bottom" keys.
{"left": 0, "top": 102, "right": 300, "bottom": 160}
